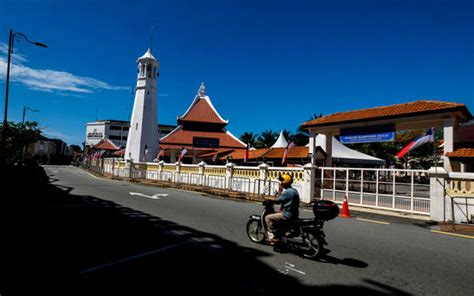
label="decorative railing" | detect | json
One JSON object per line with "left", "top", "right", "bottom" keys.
{"left": 204, "top": 166, "right": 226, "bottom": 176}
{"left": 89, "top": 159, "right": 310, "bottom": 202}
{"left": 180, "top": 165, "right": 200, "bottom": 175}
{"left": 233, "top": 167, "right": 260, "bottom": 179}
{"left": 445, "top": 173, "right": 474, "bottom": 197}
{"left": 318, "top": 167, "right": 430, "bottom": 215}
{"left": 268, "top": 167, "right": 304, "bottom": 182}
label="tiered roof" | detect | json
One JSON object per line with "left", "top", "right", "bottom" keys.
{"left": 160, "top": 83, "right": 246, "bottom": 151}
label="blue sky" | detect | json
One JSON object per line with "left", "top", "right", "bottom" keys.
{"left": 1, "top": 0, "right": 473, "bottom": 146}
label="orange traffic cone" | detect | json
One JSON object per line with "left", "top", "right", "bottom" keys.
{"left": 339, "top": 194, "right": 351, "bottom": 218}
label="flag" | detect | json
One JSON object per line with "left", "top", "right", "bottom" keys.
{"left": 177, "top": 148, "right": 187, "bottom": 163}
{"left": 212, "top": 151, "right": 218, "bottom": 162}
{"left": 244, "top": 143, "right": 250, "bottom": 163}
{"left": 154, "top": 148, "right": 165, "bottom": 161}
{"left": 282, "top": 141, "right": 296, "bottom": 164}
{"left": 395, "top": 128, "right": 434, "bottom": 159}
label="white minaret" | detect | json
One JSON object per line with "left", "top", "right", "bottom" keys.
{"left": 125, "top": 48, "right": 159, "bottom": 162}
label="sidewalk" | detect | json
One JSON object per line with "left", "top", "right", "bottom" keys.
{"left": 340, "top": 204, "right": 474, "bottom": 238}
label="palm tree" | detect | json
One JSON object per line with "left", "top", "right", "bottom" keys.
{"left": 239, "top": 132, "right": 258, "bottom": 147}
{"left": 255, "top": 130, "right": 278, "bottom": 148}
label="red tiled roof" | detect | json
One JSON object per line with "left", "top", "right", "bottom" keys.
{"left": 264, "top": 147, "right": 309, "bottom": 159}
{"left": 199, "top": 149, "right": 234, "bottom": 158}
{"left": 225, "top": 147, "right": 310, "bottom": 160}
{"left": 113, "top": 149, "right": 125, "bottom": 156}
{"left": 160, "top": 127, "right": 246, "bottom": 149}
{"left": 226, "top": 148, "right": 270, "bottom": 160}
{"left": 179, "top": 97, "right": 228, "bottom": 125}
{"left": 301, "top": 100, "right": 472, "bottom": 128}
{"left": 446, "top": 148, "right": 474, "bottom": 158}
{"left": 94, "top": 138, "right": 119, "bottom": 150}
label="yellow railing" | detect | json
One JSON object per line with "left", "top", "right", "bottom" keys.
{"left": 180, "top": 165, "right": 200, "bottom": 174}
{"left": 233, "top": 168, "right": 259, "bottom": 179}
{"left": 205, "top": 167, "right": 226, "bottom": 176}
{"left": 163, "top": 164, "right": 175, "bottom": 172}
{"left": 267, "top": 169, "right": 304, "bottom": 182}
{"left": 446, "top": 179, "right": 474, "bottom": 197}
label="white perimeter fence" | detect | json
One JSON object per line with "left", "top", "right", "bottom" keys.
{"left": 83, "top": 159, "right": 474, "bottom": 222}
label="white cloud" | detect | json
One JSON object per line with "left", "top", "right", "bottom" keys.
{"left": 42, "top": 129, "right": 74, "bottom": 141}
{"left": 0, "top": 43, "right": 28, "bottom": 63}
{"left": 0, "top": 43, "right": 129, "bottom": 94}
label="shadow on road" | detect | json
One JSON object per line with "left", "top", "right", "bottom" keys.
{"left": 0, "top": 165, "right": 411, "bottom": 295}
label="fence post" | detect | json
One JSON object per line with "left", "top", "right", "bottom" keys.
{"left": 258, "top": 163, "right": 269, "bottom": 196}
{"left": 226, "top": 162, "right": 235, "bottom": 189}
{"left": 428, "top": 166, "right": 448, "bottom": 222}
{"left": 199, "top": 161, "right": 206, "bottom": 186}
{"left": 128, "top": 159, "right": 133, "bottom": 179}
{"left": 175, "top": 161, "right": 181, "bottom": 183}
{"left": 302, "top": 163, "right": 315, "bottom": 204}
{"left": 156, "top": 160, "right": 163, "bottom": 181}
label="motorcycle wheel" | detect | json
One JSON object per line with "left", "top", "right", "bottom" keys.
{"left": 301, "top": 232, "right": 324, "bottom": 259}
{"left": 246, "top": 220, "right": 266, "bottom": 244}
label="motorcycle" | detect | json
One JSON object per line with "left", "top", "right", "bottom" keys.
{"left": 246, "top": 199, "right": 339, "bottom": 259}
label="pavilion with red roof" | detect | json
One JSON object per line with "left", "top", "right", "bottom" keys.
{"left": 301, "top": 100, "right": 473, "bottom": 172}
{"left": 159, "top": 83, "right": 246, "bottom": 163}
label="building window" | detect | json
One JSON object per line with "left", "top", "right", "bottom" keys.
{"left": 136, "top": 123, "right": 138, "bottom": 130}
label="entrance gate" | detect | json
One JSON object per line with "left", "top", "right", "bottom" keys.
{"left": 315, "top": 167, "right": 430, "bottom": 215}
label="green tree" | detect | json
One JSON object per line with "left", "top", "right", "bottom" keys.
{"left": 0, "top": 121, "right": 42, "bottom": 162}
{"left": 239, "top": 132, "right": 258, "bottom": 147}
{"left": 255, "top": 130, "right": 278, "bottom": 148}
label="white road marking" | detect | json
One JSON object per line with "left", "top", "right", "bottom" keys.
{"left": 129, "top": 192, "right": 169, "bottom": 199}
{"left": 80, "top": 241, "right": 189, "bottom": 274}
{"left": 279, "top": 262, "right": 306, "bottom": 276}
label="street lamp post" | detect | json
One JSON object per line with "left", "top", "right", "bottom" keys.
{"left": 22, "top": 106, "right": 39, "bottom": 124}
{"left": 0, "top": 29, "right": 47, "bottom": 165}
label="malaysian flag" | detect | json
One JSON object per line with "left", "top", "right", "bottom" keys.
{"left": 282, "top": 141, "right": 296, "bottom": 165}
{"left": 395, "top": 128, "right": 434, "bottom": 159}
{"left": 177, "top": 147, "right": 187, "bottom": 163}
{"left": 212, "top": 151, "right": 218, "bottom": 162}
{"left": 154, "top": 148, "right": 165, "bottom": 162}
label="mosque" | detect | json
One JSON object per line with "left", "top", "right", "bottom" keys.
{"left": 124, "top": 48, "right": 246, "bottom": 164}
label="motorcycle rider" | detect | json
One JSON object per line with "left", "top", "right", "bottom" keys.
{"left": 265, "top": 174, "right": 300, "bottom": 243}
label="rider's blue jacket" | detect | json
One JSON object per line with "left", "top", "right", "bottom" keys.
{"left": 275, "top": 187, "right": 300, "bottom": 220}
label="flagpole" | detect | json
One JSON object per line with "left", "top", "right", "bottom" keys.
{"left": 433, "top": 128, "right": 438, "bottom": 174}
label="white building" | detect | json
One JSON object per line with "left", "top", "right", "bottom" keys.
{"left": 85, "top": 120, "right": 175, "bottom": 149}
{"left": 85, "top": 120, "right": 130, "bottom": 148}
{"left": 125, "top": 48, "right": 160, "bottom": 162}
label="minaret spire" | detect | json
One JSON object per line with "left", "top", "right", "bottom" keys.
{"left": 149, "top": 25, "right": 154, "bottom": 53}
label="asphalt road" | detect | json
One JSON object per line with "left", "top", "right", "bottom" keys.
{"left": 43, "top": 166, "right": 474, "bottom": 295}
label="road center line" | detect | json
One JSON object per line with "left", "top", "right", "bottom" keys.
{"left": 430, "top": 230, "right": 474, "bottom": 239}
{"left": 356, "top": 218, "right": 390, "bottom": 225}
{"left": 80, "top": 241, "right": 189, "bottom": 274}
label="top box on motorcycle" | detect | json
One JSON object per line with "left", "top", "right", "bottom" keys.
{"left": 313, "top": 200, "right": 340, "bottom": 220}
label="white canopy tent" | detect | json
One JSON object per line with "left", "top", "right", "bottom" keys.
{"left": 271, "top": 130, "right": 289, "bottom": 148}
{"left": 312, "top": 134, "right": 385, "bottom": 166}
